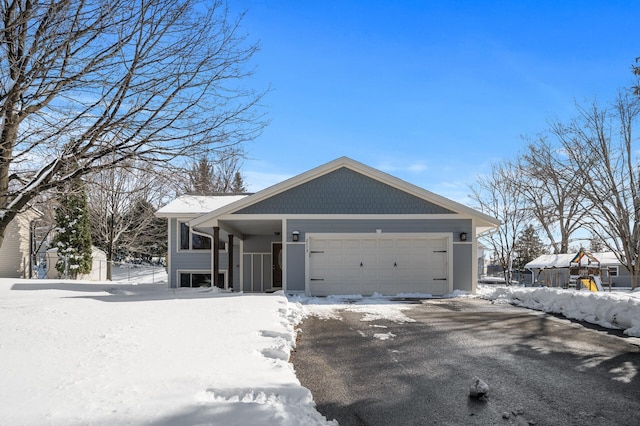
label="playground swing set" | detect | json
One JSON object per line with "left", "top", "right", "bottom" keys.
{"left": 568, "top": 250, "right": 610, "bottom": 292}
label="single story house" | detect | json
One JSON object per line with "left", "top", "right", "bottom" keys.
{"left": 156, "top": 157, "right": 500, "bottom": 296}
{"left": 525, "top": 251, "right": 631, "bottom": 288}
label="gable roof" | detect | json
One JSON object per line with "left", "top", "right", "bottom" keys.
{"left": 525, "top": 251, "right": 622, "bottom": 269}
{"left": 156, "top": 194, "right": 249, "bottom": 218}
{"left": 188, "top": 157, "right": 500, "bottom": 230}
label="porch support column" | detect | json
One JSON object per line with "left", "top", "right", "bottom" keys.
{"left": 228, "top": 234, "right": 234, "bottom": 291}
{"left": 213, "top": 226, "right": 220, "bottom": 288}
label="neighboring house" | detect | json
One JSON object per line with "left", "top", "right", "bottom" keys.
{"left": 0, "top": 209, "right": 41, "bottom": 278}
{"left": 525, "top": 251, "right": 631, "bottom": 288}
{"left": 156, "top": 157, "right": 500, "bottom": 296}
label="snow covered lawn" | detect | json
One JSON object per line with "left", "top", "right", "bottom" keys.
{"left": 478, "top": 285, "right": 640, "bottom": 337}
{"left": 4, "top": 266, "right": 640, "bottom": 425}
{"left": 0, "top": 269, "right": 335, "bottom": 426}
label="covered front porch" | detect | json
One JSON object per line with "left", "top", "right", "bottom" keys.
{"left": 193, "top": 218, "right": 289, "bottom": 293}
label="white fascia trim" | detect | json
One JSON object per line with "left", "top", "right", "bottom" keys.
{"left": 216, "top": 214, "right": 471, "bottom": 221}
{"left": 155, "top": 212, "right": 202, "bottom": 219}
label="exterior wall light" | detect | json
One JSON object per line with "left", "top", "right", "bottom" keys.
{"left": 292, "top": 231, "right": 300, "bottom": 242}
{"left": 460, "top": 232, "right": 467, "bottom": 242}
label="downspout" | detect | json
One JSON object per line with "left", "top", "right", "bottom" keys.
{"left": 190, "top": 226, "right": 218, "bottom": 290}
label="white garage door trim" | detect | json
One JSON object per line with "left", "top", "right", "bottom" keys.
{"left": 305, "top": 232, "right": 453, "bottom": 296}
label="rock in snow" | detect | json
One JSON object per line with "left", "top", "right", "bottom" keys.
{"left": 469, "top": 376, "right": 489, "bottom": 398}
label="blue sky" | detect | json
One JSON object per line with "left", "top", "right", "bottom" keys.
{"left": 231, "top": 1, "right": 639, "bottom": 204}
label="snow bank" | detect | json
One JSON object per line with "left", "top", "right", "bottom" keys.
{"left": 0, "top": 279, "right": 335, "bottom": 426}
{"left": 291, "top": 293, "right": 419, "bottom": 323}
{"left": 478, "top": 285, "right": 640, "bottom": 337}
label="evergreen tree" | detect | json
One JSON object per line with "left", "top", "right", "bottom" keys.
{"left": 183, "top": 150, "right": 248, "bottom": 194}
{"left": 231, "top": 171, "right": 247, "bottom": 193}
{"left": 187, "top": 157, "right": 218, "bottom": 194}
{"left": 589, "top": 233, "right": 606, "bottom": 253}
{"left": 53, "top": 191, "right": 93, "bottom": 278}
{"left": 513, "top": 225, "right": 546, "bottom": 271}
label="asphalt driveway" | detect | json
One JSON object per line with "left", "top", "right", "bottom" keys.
{"left": 291, "top": 298, "right": 640, "bottom": 426}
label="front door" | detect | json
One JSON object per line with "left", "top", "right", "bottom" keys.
{"left": 272, "top": 243, "right": 283, "bottom": 289}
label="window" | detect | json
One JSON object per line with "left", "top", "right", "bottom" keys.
{"left": 180, "top": 222, "right": 208, "bottom": 250}
{"left": 180, "top": 272, "right": 211, "bottom": 288}
{"left": 191, "top": 232, "right": 212, "bottom": 250}
{"left": 605, "top": 266, "right": 618, "bottom": 277}
{"left": 178, "top": 222, "right": 227, "bottom": 251}
{"left": 179, "top": 271, "right": 226, "bottom": 288}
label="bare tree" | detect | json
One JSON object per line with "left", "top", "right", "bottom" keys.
{"left": 0, "top": 0, "right": 265, "bottom": 247}
{"left": 518, "top": 137, "right": 588, "bottom": 253}
{"left": 550, "top": 93, "right": 640, "bottom": 288}
{"left": 633, "top": 56, "right": 640, "bottom": 95}
{"left": 211, "top": 150, "right": 247, "bottom": 193}
{"left": 87, "top": 161, "right": 169, "bottom": 279}
{"left": 470, "top": 161, "right": 530, "bottom": 284}
{"left": 181, "top": 147, "right": 248, "bottom": 194}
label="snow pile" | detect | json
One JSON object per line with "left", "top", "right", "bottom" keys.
{"left": 0, "top": 278, "right": 335, "bottom": 426}
{"left": 478, "top": 285, "right": 640, "bottom": 337}
{"left": 291, "top": 293, "right": 418, "bottom": 323}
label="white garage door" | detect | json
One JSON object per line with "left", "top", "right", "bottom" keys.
{"left": 308, "top": 235, "right": 450, "bottom": 296}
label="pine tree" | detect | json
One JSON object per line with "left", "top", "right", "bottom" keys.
{"left": 589, "top": 233, "right": 606, "bottom": 253}
{"left": 187, "top": 157, "right": 217, "bottom": 194}
{"left": 53, "top": 191, "right": 93, "bottom": 278}
{"left": 513, "top": 225, "right": 546, "bottom": 271}
{"left": 183, "top": 150, "right": 248, "bottom": 194}
{"left": 231, "top": 171, "right": 247, "bottom": 193}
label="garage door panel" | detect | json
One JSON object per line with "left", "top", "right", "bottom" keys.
{"left": 308, "top": 236, "right": 450, "bottom": 296}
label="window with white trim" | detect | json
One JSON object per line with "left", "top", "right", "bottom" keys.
{"left": 605, "top": 266, "right": 618, "bottom": 277}
{"left": 179, "top": 222, "right": 210, "bottom": 250}
{"left": 178, "top": 222, "right": 227, "bottom": 251}
{"left": 179, "top": 271, "right": 226, "bottom": 288}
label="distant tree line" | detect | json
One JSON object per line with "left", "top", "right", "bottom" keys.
{"left": 471, "top": 64, "right": 640, "bottom": 288}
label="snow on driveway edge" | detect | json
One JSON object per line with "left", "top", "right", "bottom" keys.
{"left": 477, "top": 285, "right": 640, "bottom": 337}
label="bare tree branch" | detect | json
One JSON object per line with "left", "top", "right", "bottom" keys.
{"left": 0, "top": 0, "right": 266, "bottom": 245}
{"left": 552, "top": 93, "right": 640, "bottom": 288}
{"left": 470, "top": 161, "right": 530, "bottom": 284}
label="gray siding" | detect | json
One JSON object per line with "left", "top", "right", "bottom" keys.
{"left": 240, "top": 235, "right": 280, "bottom": 293}
{"left": 453, "top": 243, "right": 473, "bottom": 293}
{"left": 286, "top": 244, "right": 306, "bottom": 291}
{"left": 243, "top": 235, "right": 279, "bottom": 253}
{"left": 242, "top": 255, "right": 252, "bottom": 292}
{"left": 168, "top": 218, "right": 230, "bottom": 288}
{"left": 235, "top": 167, "right": 455, "bottom": 215}
{"left": 287, "top": 218, "right": 471, "bottom": 242}
{"left": 242, "top": 253, "right": 272, "bottom": 292}
{"left": 603, "top": 263, "right": 632, "bottom": 288}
